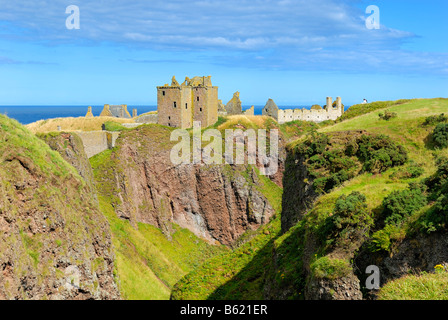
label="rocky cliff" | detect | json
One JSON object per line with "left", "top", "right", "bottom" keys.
{"left": 93, "top": 124, "right": 281, "bottom": 246}
{"left": 0, "top": 116, "right": 119, "bottom": 299}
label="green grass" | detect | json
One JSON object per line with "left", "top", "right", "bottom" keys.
{"left": 378, "top": 268, "right": 448, "bottom": 300}
{"left": 98, "top": 194, "right": 227, "bottom": 300}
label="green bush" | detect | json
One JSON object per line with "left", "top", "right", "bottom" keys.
{"left": 320, "top": 192, "right": 373, "bottom": 243}
{"left": 378, "top": 110, "right": 398, "bottom": 121}
{"left": 381, "top": 183, "right": 427, "bottom": 225}
{"left": 417, "top": 157, "right": 448, "bottom": 233}
{"left": 433, "top": 123, "right": 448, "bottom": 148}
{"left": 356, "top": 134, "right": 408, "bottom": 173}
{"left": 297, "top": 131, "right": 330, "bottom": 156}
{"left": 390, "top": 162, "right": 424, "bottom": 180}
{"left": 425, "top": 156, "right": 448, "bottom": 201}
{"left": 369, "top": 224, "right": 404, "bottom": 252}
{"left": 423, "top": 113, "right": 447, "bottom": 126}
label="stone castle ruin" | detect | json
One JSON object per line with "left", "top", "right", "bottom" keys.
{"left": 157, "top": 76, "right": 218, "bottom": 129}
{"left": 262, "top": 96, "right": 344, "bottom": 124}
{"left": 83, "top": 76, "right": 344, "bottom": 129}
{"left": 85, "top": 104, "right": 137, "bottom": 119}
{"left": 157, "top": 76, "right": 255, "bottom": 129}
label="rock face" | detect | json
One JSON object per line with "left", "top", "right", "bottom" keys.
{"left": 0, "top": 116, "right": 120, "bottom": 300}
{"left": 305, "top": 274, "right": 363, "bottom": 300}
{"left": 101, "top": 125, "right": 277, "bottom": 246}
{"left": 356, "top": 232, "right": 448, "bottom": 297}
{"left": 225, "top": 92, "right": 242, "bottom": 115}
{"left": 38, "top": 132, "right": 97, "bottom": 199}
{"left": 281, "top": 152, "right": 318, "bottom": 232}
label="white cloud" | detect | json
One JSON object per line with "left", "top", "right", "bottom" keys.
{"left": 0, "top": 0, "right": 445, "bottom": 75}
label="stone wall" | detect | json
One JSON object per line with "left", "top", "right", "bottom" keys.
{"left": 135, "top": 113, "right": 158, "bottom": 124}
{"left": 76, "top": 131, "right": 120, "bottom": 158}
{"left": 264, "top": 97, "right": 344, "bottom": 124}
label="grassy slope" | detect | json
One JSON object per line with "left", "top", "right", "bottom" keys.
{"left": 171, "top": 98, "right": 448, "bottom": 300}
{"left": 26, "top": 116, "right": 135, "bottom": 133}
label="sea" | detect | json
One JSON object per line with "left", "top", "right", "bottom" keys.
{"left": 0, "top": 105, "right": 348, "bottom": 125}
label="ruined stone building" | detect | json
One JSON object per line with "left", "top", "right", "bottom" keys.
{"left": 262, "top": 97, "right": 344, "bottom": 124}
{"left": 85, "top": 104, "right": 137, "bottom": 119}
{"left": 157, "top": 76, "right": 218, "bottom": 129}
{"left": 99, "top": 104, "right": 133, "bottom": 118}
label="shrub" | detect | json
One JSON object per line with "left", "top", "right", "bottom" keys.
{"left": 433, "top": 123, "right": 448, "bottom": 148}
{"left": 390, "top": 162, "right": 424, "bottom": 180}
{"left": 418, "top": 195, "right": 448, "bottom": 233}
{"left": 381, "top": 183, "right": 427, "bottom": 226}
{"left": 425, "top": 156, "right": 448, "bottom": 201}
{"left": 369, "top": 224, "right": 404, "bottom": 252}
{"left": 320, "top": 192, "right": 373, "bottom": 243}
{"left": 356, "top": 134, "right": 408, "bottom": 173}
{"left": 378, "top": 110, "right": 397, "bottom": 121}
{"left": 423, "top": 113, "right": 447, "bottom": 126}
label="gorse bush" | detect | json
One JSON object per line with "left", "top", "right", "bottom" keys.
{"left": 417, "top": 157, "right": 448, "bottom": 233}
{"left": 381, "top": 183, "right": 427, "bottom": 226}
{"left": 433, "top": 123, "right": 448, "bottom": 148}
{"left": 425, "top": 156, "right": 448, "bottom": 201}
{"left": 423, "top": 113, "right": 447, "bottom": 126}
{"left": 297, "top": 132, "right": 408, "bottom": 193}
{"left": 378, "top": 110, "right": 398, "bottom": 121}
{"left": 390, "top": 162, "right": 424, "bottom": 180}
{"left": 356, "top": 134, "right": 408, "bottom": 173}
{"left": 320, "top": 192, "right": 373, "bottom": 244}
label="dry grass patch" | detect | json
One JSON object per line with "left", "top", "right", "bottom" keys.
{"left": 26, "top": 116, "right": 135, "bottom": 133}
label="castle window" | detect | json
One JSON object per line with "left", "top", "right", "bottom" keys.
{"left": 197, "top": 97, "right": 200, "bottom": 102}
{"left": 162, "top": 91, "right": 165, "bottom": 96}
{"left": 200, "top": 108, "right": 202, "bottom": 112}
{"left": 168, "top": 123, "right": 170, "bottom": 126}
{"left": 185, "top": 103, "right": 188, "bottom": 109}
{"left": 173, "top": 102, "right": 177, "bottom": 108}
{"left": 168, "top": 116, "right": 171, "bottom": 120}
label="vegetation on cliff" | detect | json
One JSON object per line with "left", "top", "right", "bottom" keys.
{"left": 171, "top": 98, "right": 448, "bottom": 300}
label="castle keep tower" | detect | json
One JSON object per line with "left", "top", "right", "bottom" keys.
{"left": 157, "top": 76, "right": 218, "bottom": 129}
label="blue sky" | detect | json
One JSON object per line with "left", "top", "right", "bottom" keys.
{"left": 0, "top": 0, "right": 446, "bottom": 106}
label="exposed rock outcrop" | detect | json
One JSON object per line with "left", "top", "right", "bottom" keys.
{"left": 38, "top": 132, "right": 97, "bottom": 200}
{"left": 99, "top": 125, "right": 278, "bottom": 246}
{"left": 305, "top": 274, "right": 362, "bottom": 300}
{"left": 356, "top": 231, "right": 448, "bottom": 298}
